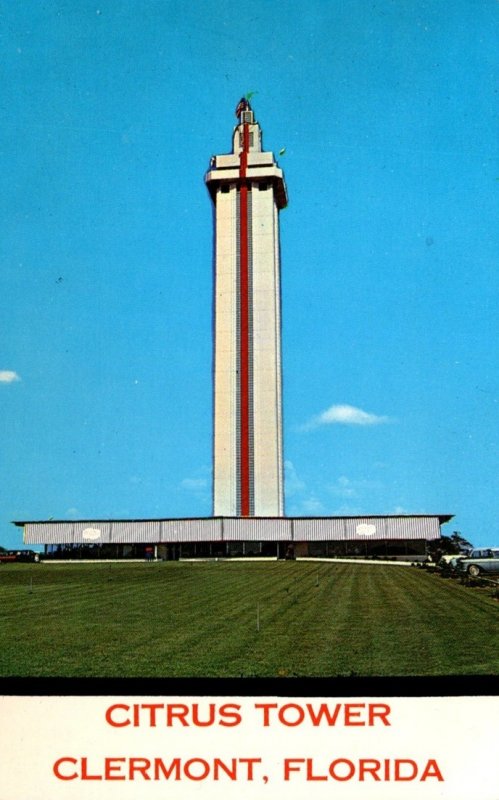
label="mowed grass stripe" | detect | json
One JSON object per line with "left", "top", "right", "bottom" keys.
{"left": 0, "top": 562, "right": 497, "bottom": 676}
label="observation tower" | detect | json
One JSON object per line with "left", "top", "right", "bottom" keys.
{"left": 205, "top": 99, "right": 288, "bottom": 516}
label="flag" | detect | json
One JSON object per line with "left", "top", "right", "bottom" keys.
{"left": 235, "top": 97, "right": 249, "bottom": 118}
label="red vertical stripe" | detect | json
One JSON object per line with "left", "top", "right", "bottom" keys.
{"left": 239, "top": 124, "right": 250, "bottom": 516}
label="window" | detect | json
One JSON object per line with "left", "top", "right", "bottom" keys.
{"left": 239, "top": 132, "right": 254, "bottom": 148}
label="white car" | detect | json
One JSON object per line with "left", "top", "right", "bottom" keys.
{"left": 455, "top": 548, "right": 499, "bottom": 578}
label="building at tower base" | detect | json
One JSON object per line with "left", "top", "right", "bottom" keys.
{"left": 15, "top": 514, "right": 452, "bottom": 561}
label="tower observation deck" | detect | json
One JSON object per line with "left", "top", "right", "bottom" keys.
{"left": 205, "top": 99, "right": 288, "bottom": 516}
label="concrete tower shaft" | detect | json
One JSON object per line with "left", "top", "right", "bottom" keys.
{"left": 206, "top": 101, "right": 287, "bottom": 517}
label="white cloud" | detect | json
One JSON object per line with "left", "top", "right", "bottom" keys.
{"left": 66, "top": 508, "right": 81, "bottom": 518}
{"left": 330, "top": 503, "right": 365, "bottom": 516}
{"left": 179, "top": 467, "right": 212, "bottom": 509}
{"left": 180, "top": 478, "right": 208, "bottom": 490}
{"left": 284, "top": 460, "right": 317, "bottom": 513}
{"left": 301, "top": 404, "right": 390, "bottom": 430}
{"left": 328, "top": 475, "right": 383, "bottom": 499}
{"left": 284, "top": 460, "right": 305, "bottom": 496}
{"left": 288, "top": 494, "right": 326, "bottom": 516}
{"left": 0, "top": 371, "right": 20, "bottom": 383}
{"left": 301, "top": 496, "right": 326, "bottom": 514}
{"left": 329, "top": 476, "right": 358, "bottom": 498}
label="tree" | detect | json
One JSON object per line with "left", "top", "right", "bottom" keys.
{"left": 450, "top": 531, "right": 473, "bottom": 553}
{"left": 427, "top": 532, "right": 473, "bottom": 563}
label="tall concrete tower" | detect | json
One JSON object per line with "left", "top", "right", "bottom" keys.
{"left": 206, "top": 99, "right": 288, "bottom": 517}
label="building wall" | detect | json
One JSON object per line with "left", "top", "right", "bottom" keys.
{"left": 213, "top": 184, "right": 238, "bottom": 514}
{"left": 22, "top": 516, "right": 444, "bottom": 545}
{"left": 250, "top": 183, "right": 283, "bottom": 516}
{"left": 212, "top": 177, "right": 284, "bottom": 516}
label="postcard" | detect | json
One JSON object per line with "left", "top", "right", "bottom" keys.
{"left": 1, "top": 2, "right": 497, "bottom": 798}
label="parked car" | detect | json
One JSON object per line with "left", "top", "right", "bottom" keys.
{"left": 0, "top": 549, "right": 40, "bottom": 564}
{"left": 438, "top": 554, "right": 463, "bottom": 565}
{"left": 438, "top": 554, "right": 465, "bottom": 576}
{"left": 455, "top": 548, "right": 499, "bottom": 578}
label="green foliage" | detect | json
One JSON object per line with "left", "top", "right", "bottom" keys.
{"left": 427, "top": 535, "right": 460, "bottom": 559}
{"left": 450, "top": 532, "right": 474, "bottom": 552}
{"left": 0, "top": 562, "right": 496, "bottom": 677}
{"left": 427, "top": 533, "right": 474, "bottom": 561}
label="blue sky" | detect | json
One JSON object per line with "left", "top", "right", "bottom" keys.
{"left": 1, "top": 0, "right": 497, "bottom": 549}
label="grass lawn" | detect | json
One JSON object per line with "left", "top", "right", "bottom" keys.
{"left": 0, "top": 561, "right": 497, "bottom": 677}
